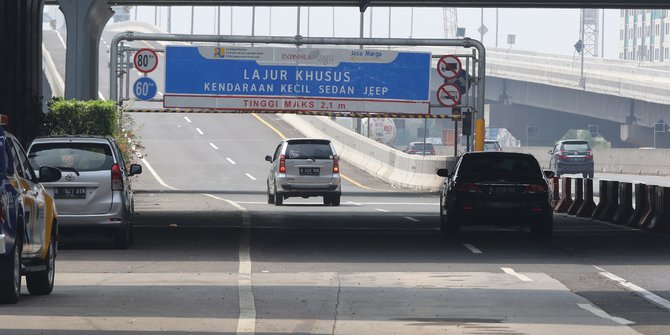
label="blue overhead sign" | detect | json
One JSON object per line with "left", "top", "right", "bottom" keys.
{"left": 164, "top": 46, "right": 432, "bottom": 114}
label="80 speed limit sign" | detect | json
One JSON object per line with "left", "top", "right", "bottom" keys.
{"left": 134, "top": 48, "right": 158, "bottom": 73}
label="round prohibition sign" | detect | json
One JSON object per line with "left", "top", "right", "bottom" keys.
{"left": 437, "top": 55, "right": 462, "bottom": 80}
{"left": 134, "top": 48, "right": 158, "bottom": 74}
{"left": 437, "top": 83, "right": 462, "bottom": 107}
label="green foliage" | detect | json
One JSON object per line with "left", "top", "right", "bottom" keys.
{"left": 43, "top": 98, "right": 142, "bottom": 164}
{"left": 561, "top": 129, "right": 611, "bottom": 149}
{"left": 44, "top": 99, "right": 117, "bottom": 136}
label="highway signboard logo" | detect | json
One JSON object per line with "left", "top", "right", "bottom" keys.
{"left": 437, "top": 55, "right": 462, "bottom": 80}
{"left": 437, "top": 83, "right": 462, "bottom": 107}
{"left": 134, "top": 48, "right": 158, "bottom": 74}
{"left": 134, "top": 77, "right": 157, "bottom": 101}
{"left": 163, "top": 46, "right": 432, "bottom": 114}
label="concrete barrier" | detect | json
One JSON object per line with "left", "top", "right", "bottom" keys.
{"left": 639, "top": 185, "right": 657, "bottom": 230}
{"left": 551, "top": 177, "right": 560, "bottom": 208}
{"left": 567, "top": 178, "right": 583, "bottom": 215}
{"left": 576, "top": 178, "right": 597, "bottom": 218}
{"left": 554, "top": 177, "right": 573, "bottom": 213}
{"left": 627, "top": 184, "right": 648, "bottom": 227}
{"left": 601, "top": 181, "right": 620, "bottom": 222}
{"left": 649, "top": 187, "right": 670, "bottom": 233}
{"left": 612, "top": 182, "right": 634, "bottom": 225}
{"left": 592, "top": 180, "right": 609, "bottom": 220}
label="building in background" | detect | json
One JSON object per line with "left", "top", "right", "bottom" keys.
{"left": 620, "top": 9, "right": 670, "bottom": 62}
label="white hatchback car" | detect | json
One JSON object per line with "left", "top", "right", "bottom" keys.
{"left": 265, "top": 138, "right": 341, "bottom": 206}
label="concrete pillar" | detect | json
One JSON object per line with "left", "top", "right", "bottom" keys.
{"left": 59, "top": 0, "right": 113, "bottom": 100}
{"left": 0, "top": 0, "right": 45, "bottom": 145}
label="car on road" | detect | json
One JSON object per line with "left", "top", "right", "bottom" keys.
{"left": 265, "top": 138, "right": 341, "bottom": 206}
{"left": 27, "top": 136, "right": 142, "bottom": 249}
{"left": 436, "top": 151, "right": 554, "bottom": 237}
{"left": 404, "top": 142, "right": 436, "bottom": 155}
{"left": 484, "top": 139, "right": 503, "bottom": 152}
{"left": 0, "top": 115, "right": 62, "bottom": 303}
{"left": 548, "top": 140, "right": 594, "bottom": 178}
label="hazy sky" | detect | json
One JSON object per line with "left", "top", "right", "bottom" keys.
{"left": 131, "top": 6, "right": 620, "bottom": 58}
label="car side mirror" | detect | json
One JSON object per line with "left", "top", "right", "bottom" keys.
{"left": 548, "top": 150, "right": 553, "bottom": 155}
{"left": 543, "top": 170, "right": 555, "bottom": 179}
{"left": 38, "top": 166, "right": 62, "bottom": 183}
{"left": 265, "top": 155, "right": 272, "bottom": 162}
{"left": 129, "top": 164, "right": 142, "bottom": 176}
{"left": 436, "top": 168, "right": 450, "bottom": 178}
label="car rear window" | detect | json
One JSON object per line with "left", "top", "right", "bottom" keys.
{"left": 561, "top": 143, "right": 590, "bottom": 151}
{"left": 29, "top": 142, "right": 114, "bottom": 171}
{"left": 285, "top": 141, "right": 333, "bottom": 159}
{"left": 484, "top": 142, "right": 500, "bottom": 150}
{"left": 457, "top": 154, "right": 542, "bottom": 179}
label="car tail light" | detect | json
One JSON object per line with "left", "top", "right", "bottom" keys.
{"left": 557, "top": 151, "right": 567, "bottom": 159}
{"left": 524, "top": 184, "right": 547, "bottom": 193}
{"left": 279, "top": 154, "right": 286, "bottom": 173}
{"left": 333, "top": 155, "right": 339, "bottom": 174}
{"left": 496, "top": 147, "right": 503, "bottom": 152}
{"left": 585, "top": 150, "right": 593, "bottom": 159}
{"left": 0, "top": 114, "right": 8, "bottom": 126}
{"left": 457, "top": 182, "right": 482, "bottom": 193}
{"left": 111, "top": 163, "right": 123, "bottom": 191}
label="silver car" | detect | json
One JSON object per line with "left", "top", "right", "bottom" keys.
{"left": 27, "top": 136, "right": 142, "bottom": 249}
{"left": 265, "top": 138, "right": 341, "bottom": 206}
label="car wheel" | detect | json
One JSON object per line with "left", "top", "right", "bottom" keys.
{"left": 331, "top": 195, "right": 341, "bottom": 207}
{"left": 274, "top": 186, "right": 283, "bottom": 206}
{"left": 588, "top": 171, "right": 595, "bottom": 179}
{"left": 444, "top": 208, "right": 461, "bottom": 235}
{"left": 0, "top": 235, "right": 22, "bottom": 304}
{"left": 113, "top": 223, "right": 131, "bottom": 249}
{"left": 26, "top": 230, "right": 56, "bottom": 296}
{"left": 582, "top": 172, "right": 588, "bottom": 178}
{"left": 531, "top": 214, "right": 553, "bottom": 238}
{"left": 267, "top": 184, "right": 275, "bottom": 204}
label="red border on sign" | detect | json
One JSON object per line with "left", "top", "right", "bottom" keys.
{"left": 436, "top": 83, "right": 462, "bottom": 107}
{"left": 134, "top": 48, "right": 158, "bottom": 74}
{"left": 437, "top": 55, "right": 462, "bottom": 80}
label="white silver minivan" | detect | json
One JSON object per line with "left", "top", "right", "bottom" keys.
{"left": 27, "top": 136, "right": 142, "bottom": 249}
{"left": 265, "top": 138, "right": 341, "bottom": 206}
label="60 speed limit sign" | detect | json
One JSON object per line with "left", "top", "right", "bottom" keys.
{"left": 134, "top": 48, "right": 158, "bottom": 73}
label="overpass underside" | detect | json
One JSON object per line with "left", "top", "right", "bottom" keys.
{"left": 486, "top": 76, "right": 670, "bottom": 148}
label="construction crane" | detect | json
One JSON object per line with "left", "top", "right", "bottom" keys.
{"left": 443, "top": 8, "right": 458, "bottom": 39}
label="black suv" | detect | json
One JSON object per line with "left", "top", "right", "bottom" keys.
{"left": 548, "top": 140, "right": 594, "bottom": 178}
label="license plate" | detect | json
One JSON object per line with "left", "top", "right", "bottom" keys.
{"left": 54, "top": 187, "right": 86, "bottom": 199}
{"left": 299, "top": 167, "right": 320, "bottom": 176}
{"left": 493, "top": 186, "right": 516, "bottom": 194}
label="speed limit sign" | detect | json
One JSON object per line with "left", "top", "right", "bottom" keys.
{"left": 134, "top": 48, "right": 158, "bottom": 74}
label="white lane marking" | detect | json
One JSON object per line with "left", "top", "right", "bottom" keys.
{"left": 56, "top": 31, "right": 66, "bottom": 48}
{"left": 403, "top": 216, "right": 419, "bottom": 222}
{"left": 346, "top": 201, "right": 362, "bottom": 206}
{"left": 209, "top": 143, "right": 219, "bottom": 150}
{"left": 227, "top": 158, "right": 237, "bottom": 165}
{"left": 375, "top": 208, "right": 389, "bottom": 213}
{"left": 501, "top": 267, "right": 532, "bottom": 282}
{"left": 203, "top": 194, "right": 255, "bottom": 335}
{"left": 595, "top": 266, "right": 670, "bottom": 311}
{"left": 463, "top": 243, "right": 483, "bottom": 254}
{"left": 578, "top": 303, "right": 634, "bottom": 325}
{"left": 184, "top": 116, "right": 192, "bottom": 123}
{"left": 157, "top": 91, "right": 164, "bottom": 97}
{"left": 356, "top": 202, "right": 437, "bottom": 206}
{"left": 196, "top": 128, "right": 204, "bottom": 135}
{"left": 245, "top": 173, "right": 256, "bottom": 181}
{"left": 98, "top": 91, "right": 105, "bottom": 100}
{"left": 140, "top": 158, "right": 177, "bottom": 190}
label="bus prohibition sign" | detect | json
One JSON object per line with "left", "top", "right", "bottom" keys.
{"left": 437, "top": 83, "right": 462, "bottom": 107}
{"left": 134, "top": 48, "right": 158, "bottom": 74}
{"left": 437, "top": 55, "right": 462, "bottom": 80}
